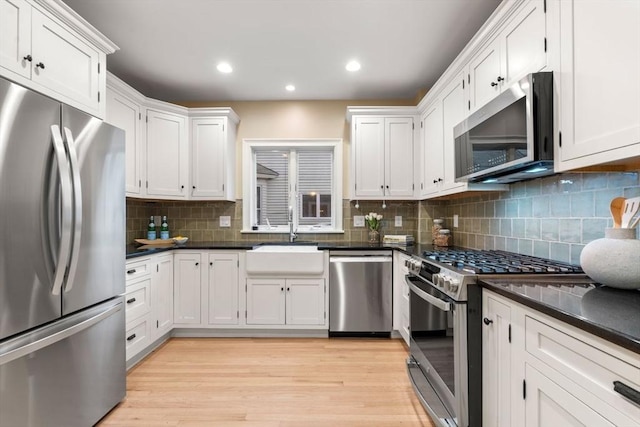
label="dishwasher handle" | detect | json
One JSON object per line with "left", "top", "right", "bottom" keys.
{"left": 330, "top": 256, "right": 392, "bottom": 263}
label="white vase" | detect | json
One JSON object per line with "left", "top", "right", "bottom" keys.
{"left": 580, "top": 228, "right": 640, "bottom": 289}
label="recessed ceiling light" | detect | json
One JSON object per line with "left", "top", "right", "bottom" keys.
{"left": 285, "top": 84, "right": 295, "bottom": 92}
{"left": 216, "top": 62, "right": 233, "bottom": 73}
{"left": 346, "top": 60, "right": 361, "bottom": 72}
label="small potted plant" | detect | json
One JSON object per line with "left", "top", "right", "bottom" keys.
{"left": 365, "top": 212, "right": 383, "bottom": 243}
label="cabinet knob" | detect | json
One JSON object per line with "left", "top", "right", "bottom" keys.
{"left": 281, "top": 287, "right": 284, "bottom": 292}
{"left": 209, "top": 262, "right": 213, "bottom": 266}
{"left": 195, "top": 262, "right": 199, "bottom": 266}
{"left": 380, "top": 185, "right": 384, "bottom": 189}
{"left": 35, "top": 62, "right": 45, "bottom": 69}
{"left": 438, "top": 178, "right": 443, "bottom": 182}
{"left": 181, "top": 185, "right": 185, "bottom": 190}
{"left": 386, "top": 185, "right": 389, "bottom": 189}
{"left": 23, "top": 54, "right": 32, "bottom": 62}
{"left": 483, "top": 317, "right": 493, "bottom": 325}
{"left": 490, "top": 82, "right": 498, "bottom": 87}
{"left": 433, "top": 179, "right": 438, "bottom": 184}
{"left": 192, "top": 186, "right": 196, "bottom": 189}
{"left": 287, "top": 287, "right": 290, "bottom": 292}
{"left": 497, "top": 76, "right": 504, "bottom": 82}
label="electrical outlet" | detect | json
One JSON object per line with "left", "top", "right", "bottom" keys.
{"left": 453, "top": 214, "right": 459, "bottom": 228}
{"left": 395, "top": 216, "right": 402, "bottom": 227}
{"left": 353, "top": 215, "right": 365, "bottom": 227}
{"left": 219, "top": 216, "right": 231, "bottom": 227}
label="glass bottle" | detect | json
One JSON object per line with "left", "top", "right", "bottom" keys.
{"left": 147, "top": 216, "right": 156, "bottom": 240}
{"left": 160, "top": 215, "right": 169, "bottom": 240}
{"left": 435, "top": 229, "right": 451, "bottom": 247}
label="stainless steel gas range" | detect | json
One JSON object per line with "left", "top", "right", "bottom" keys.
{"left": 404, "top": 248, "right": 585, "bottom": 427}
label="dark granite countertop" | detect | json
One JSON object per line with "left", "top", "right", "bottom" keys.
{"left": 126, "top": 240, "right": 435, "bottom": 259}
{"left": 479, "top": 277, "right": 640, "bottom": 355}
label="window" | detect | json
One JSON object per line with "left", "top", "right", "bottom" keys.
{"left": 243, "top": 139, "right": 343, "bottom": 233}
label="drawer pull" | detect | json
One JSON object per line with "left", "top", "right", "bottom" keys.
{"left": 126, "top": 333, "right": 137, "bottom": 341}
{"left": 613, "top": 381, "right": 640, "bottom": 406}
{"left": 126, "top": 269, "right": 137, "bottom": 275}
{"left": 126, "top": 297, "right": 136, "bottom": 304}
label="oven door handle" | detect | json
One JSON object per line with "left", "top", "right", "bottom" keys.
{"left": 406, "top": 277, "right": 451, "bottom": 312}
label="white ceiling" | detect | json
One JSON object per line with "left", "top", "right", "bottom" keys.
{"left": 64, "top": 0, "right": 502, "bottom": 103}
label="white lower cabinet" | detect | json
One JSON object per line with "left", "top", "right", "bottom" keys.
{"left": 246, "top": 278, "right": 325, "bottom": 326}
{"left": 173, "top": 252, "right": 202, "bottom": 325}
{"left": 207, "top": 253, "right": 240, "bottom": 325}
{"left": 125, "top": 254, "right": 174, "bottom": 363}
{"left": 152, "top": 254, "right": 173, "bottom": 339}
{"left": 483, "top": 289, "right": 640, "bottom": 427}
{"left": 392, "top": 251, "right": 410, "bottom": 346}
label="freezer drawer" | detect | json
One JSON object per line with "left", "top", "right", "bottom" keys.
{"left": 329, "top": 253, "right": 393, "bottom": 334}
{"left": 0, "top": 298, "right": 125, "bottom": 427}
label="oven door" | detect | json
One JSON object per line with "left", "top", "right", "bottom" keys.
{"left": 406, "top": 274, "right": 468, "bottom": 427}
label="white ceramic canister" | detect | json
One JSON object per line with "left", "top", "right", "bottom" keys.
{"left": 579, "top": 228, "right": 640, "bottom": 289}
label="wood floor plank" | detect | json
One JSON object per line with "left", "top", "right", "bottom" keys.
{"left": 99, "top": 338, "right": 434, "bottom": 426}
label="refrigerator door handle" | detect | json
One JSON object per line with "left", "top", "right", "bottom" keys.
{"left": 0, "top": 302, "right": 122, "bottom": 366}
{"left": 62, "top": 127, "right": 83, "bottom": 292}
{"left": 50, "top": 125, "right": 73, "bottom": 296}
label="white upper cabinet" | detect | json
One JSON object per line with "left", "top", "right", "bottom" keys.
{"left": 352, "top": 116, "right": 386, "bottom": 198}
{"left": 467, "top": 0, "right": 547, "bottom": 113}
{"left": 555, "top": 0, "right": 640, "bottom": 170}
{"left": 0, "top": 0, "right": 117, "bottom": 118}
{"left": 189, "top": 109, "right": 239, "bottom": 201}
{"left": 0, "top": 0, "right": 31, "bottom": 79}
{"left": 348, "top": 108, "right": 417, "bottom": 200}
{"left": 105, "top": 77, "right": 144, "bottom": 196}
{"left": 420, "top": 74, "right": 506, "bottom": 199}
{"left": 145, "top": 106, "right": 189, "bottom": 199}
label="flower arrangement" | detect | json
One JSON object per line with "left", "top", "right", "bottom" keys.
{"left": 365, "top": 212, "right": 383, "bottom": 231}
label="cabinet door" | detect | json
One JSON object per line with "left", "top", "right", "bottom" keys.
{"left": 154, "top": 254, "right": 173, "bottom": 337}
{"left": 0, "top": 0, "right": 31, "bottom": 79}
{"left": 285, "top": 279, "right": 325, "bottom": 325}
{"left": 501, "top": 0, "right": 546, "bottom": 88}
{"left": 468, "top": 38, "right": 501, "bottom": 112}
{"left": 353, "top": 117, "right": 385, "bottom": 198}
{"left": 30, "top": 9, "right": 100, "bottom": 112}
{"left": 384, "top": 117, "right": 414, "bottom": 198}
{"left": 208, "top": 253, "right": 239, "bottom": 325}
{"left": 173, "top": 253, "right": 201, "bottom": 324}
{"left": 483, "top": 291, "right": 512, "bottom": 427}
{"left": 106, "top": 89, "right": 143, "bottom": 196}
{"left": 420, "top": 103, "right": 443, "bottom": 197}
{"left": 146, "top": 109, "right": 188, "bottom": 198}
{"left": 441, "top": 74, "right": 467, "bottom": 192}
{"left": 191, "top": 118, "right": 226, "bottom": 199}
{"left": 246, "top": 279, "right": 285, "bottom": 325}
{"left": 557, "top": 0, "right": 640, "bottom": 167}
{"left": 524, "top": 364, "right": 617, "bottom": 427}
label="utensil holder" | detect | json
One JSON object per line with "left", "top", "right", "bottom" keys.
{"left": 580, "top": 228, "right": 640, "bottom": 289}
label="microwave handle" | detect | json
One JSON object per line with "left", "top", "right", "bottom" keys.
{"left": 406, "top": 277, "right": 451, "bottom": 312}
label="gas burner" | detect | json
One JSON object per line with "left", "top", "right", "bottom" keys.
{"left": 422, "top": 249, "right": 583, "bottom": 275}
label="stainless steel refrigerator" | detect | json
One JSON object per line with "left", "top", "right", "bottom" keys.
{"left": 0, "top": 77, "right": 126, "bottom": 426}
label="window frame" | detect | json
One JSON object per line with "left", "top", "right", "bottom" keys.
{"left": 242, "top": 139, "right": 343, "bottom": 234}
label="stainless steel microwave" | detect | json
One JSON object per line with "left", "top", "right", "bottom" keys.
{"left": 454, "top": 72, "right": 554, "bottom": 184}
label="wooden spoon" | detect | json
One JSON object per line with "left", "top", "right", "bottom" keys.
{"left": 610, "top": 197, "right": 626, "bottom": 228}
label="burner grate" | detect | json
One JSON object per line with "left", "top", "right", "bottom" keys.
{"left": 422, "top": 249, "right": 583, "bottom": 274}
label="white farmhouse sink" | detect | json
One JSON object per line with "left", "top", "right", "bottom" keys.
{"left": 246, "top": 245, "right": 324, "bottom": 275}
{"left": 251, "top": 245, "right": 319, "bottom": 253}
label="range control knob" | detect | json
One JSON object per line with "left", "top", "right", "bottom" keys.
{"left": 448, "top": 279, "right": 460, "bottom": 293}
{"left": 443, "top": 277, "right": 453, "bottom": 291}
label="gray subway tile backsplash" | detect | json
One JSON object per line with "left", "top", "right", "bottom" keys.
{"left": 126, "top": 171, "right": 639, "bottom": 267}
{"left": 436, "top": 171, "right": 639, "bottom": 265}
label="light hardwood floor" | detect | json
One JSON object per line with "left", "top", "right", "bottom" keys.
{"left": 99, "top": 338, "right": 434, "bottom": 426}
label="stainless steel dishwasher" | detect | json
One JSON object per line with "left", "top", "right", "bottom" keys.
{"left": 329, "top": 250, "right": 393, "bottom": 336}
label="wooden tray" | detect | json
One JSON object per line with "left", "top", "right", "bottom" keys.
{"left": 134, "top": 238, "right": 176, "bottom": 246}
